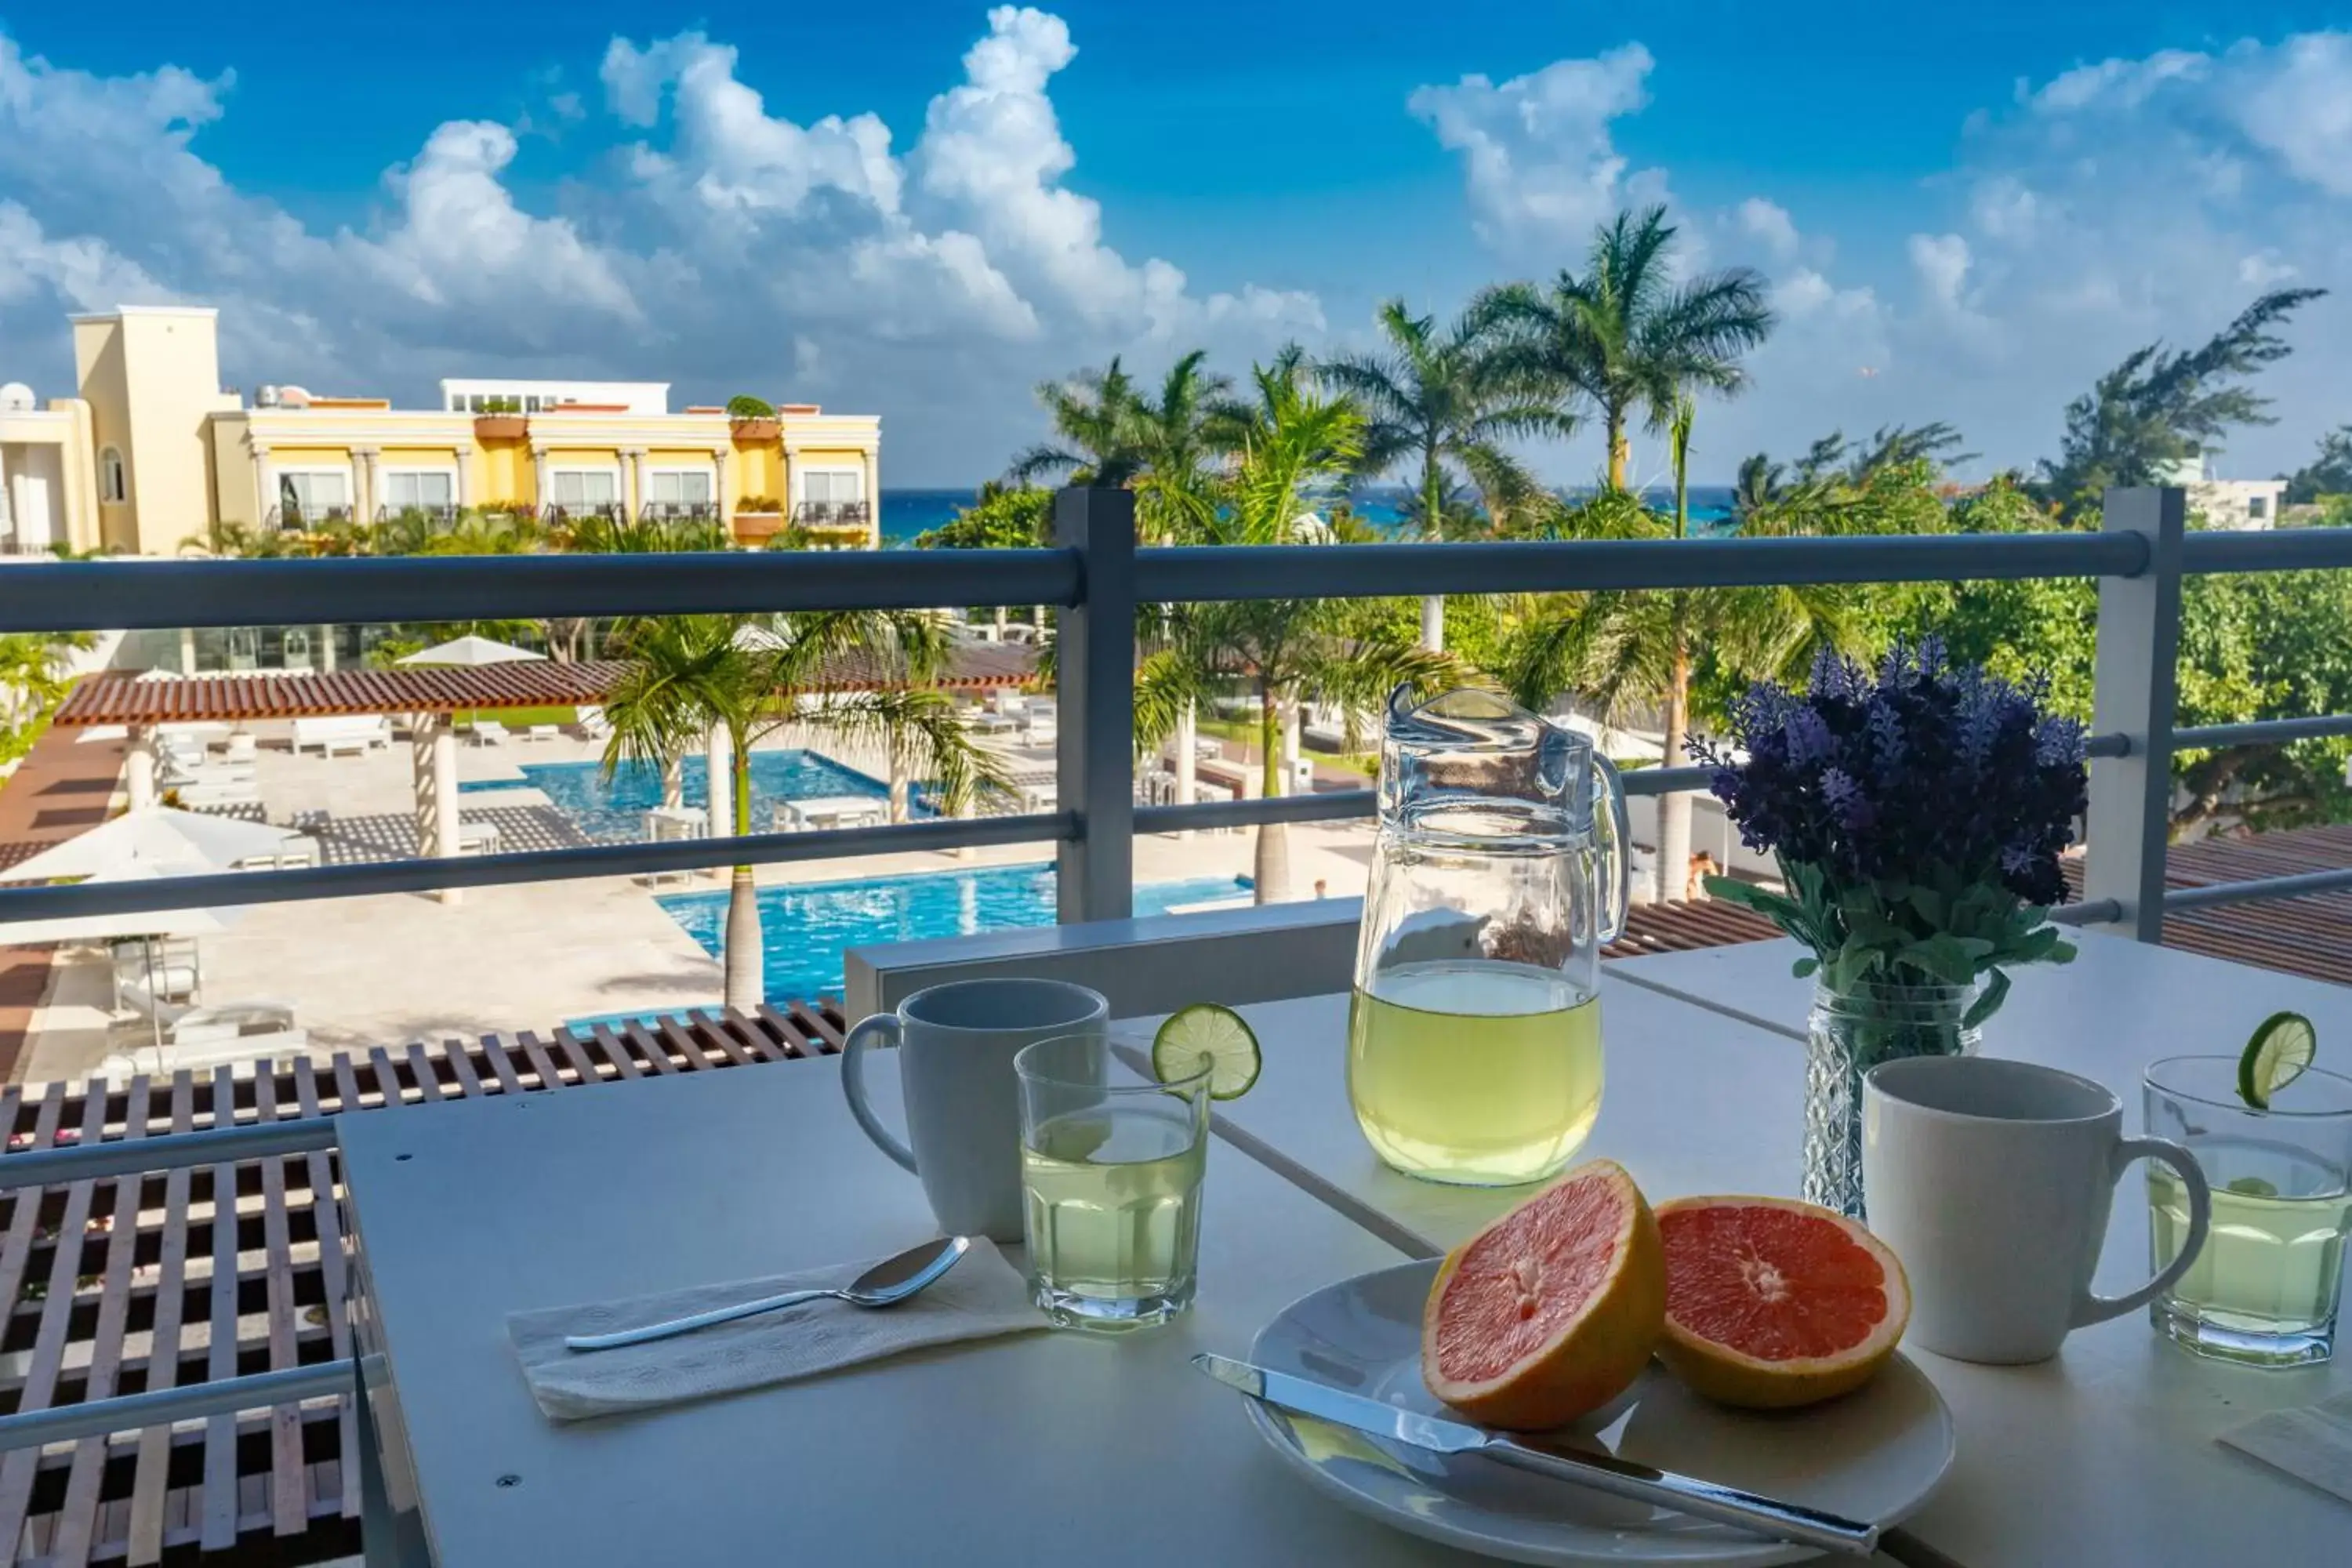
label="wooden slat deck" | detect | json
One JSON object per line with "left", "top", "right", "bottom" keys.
{"left": 2063, "top": 823, "right": 2352, "bottom": 988}
{"left": 0, "top": 1005, "right": 846, "bottom": 1568}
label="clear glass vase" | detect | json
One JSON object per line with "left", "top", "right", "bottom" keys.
{"left": 1806, "top": 977, "right": 1981, "bottom": 1218}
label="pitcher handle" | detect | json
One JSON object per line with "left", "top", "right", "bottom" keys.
{"left": 1592, "top": 752, "right": 1632, "bottom": 945}
{"left": 840, "top": 1014, "right": 919, "bottom": 1174}
{"left": 2073, "top": 1135, "right": 2210, "bottom": 1327}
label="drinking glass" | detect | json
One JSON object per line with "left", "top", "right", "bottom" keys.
{"left": 1015, "top": 1032, "right": 1210, "bottom": 1331}
{"left": 2143, "top": 1055, "right": 2352, "bottom": 1367}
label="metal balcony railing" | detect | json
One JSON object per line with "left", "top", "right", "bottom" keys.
{"left": 4, "top": 485, "right": 2351, "bottom": 942}
{"left": 793, "top": 499, "right": 870, "bottom": 528}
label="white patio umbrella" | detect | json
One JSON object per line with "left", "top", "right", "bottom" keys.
{"left": 2, "top": 806, "right": 304, "bottom": 882}
{"left": 0, "top": 863, "right": 245, "bottom": 1054}
{"left": 397, "top": 635, "right": 547, "bottom": 667}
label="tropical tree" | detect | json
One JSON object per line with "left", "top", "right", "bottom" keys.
{"left": 1007, "top": 358, "right": 1148, "bottom": 486}
{"left": 2284, "top": 425, "right": 2352, "bottom": 506}
{"left": 0, "top": 631, "right": 96, "bottom": 768}
{"left": 2034, "top": 289, "right": 2327, "bottom": 522}
{"left": 1501, "top": 407, "right": 1868, "bottom": 900}
{"left": 1478, "top": 205, "right": 1774, "bottom": 491}
{"left": 1137, "top": 357, "right": 1452, "bottom": 902}
{"left": 601, "top": 612, "right": 1010, "bottom": 1008}
{"left": 1321, "top": 299, "right": 1570, "bottom": 651}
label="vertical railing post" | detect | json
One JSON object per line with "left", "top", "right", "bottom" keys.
{"left": 1054, "top": 487, "right": 1135, "bottom": 923}
{"left": 2083, "top": 486, "right": 2187, "bottom": 942}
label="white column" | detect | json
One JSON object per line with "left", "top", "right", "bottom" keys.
{"left": 706, "top": 726, "right": 733, "bottom": 840}
{"left": 622, "top": 448, "right": 646, "bottom": 519}
{"left": 1282, "top": 702, "right": 1304, "bottom": 796}
{"left": 434, "top": 719, "right": 462, "bottom": 907}
{"left": 452, "top": 443, "right": 474, "bottom": 508}
{"left": 353, "top": 448, "right": 379, "bottom": 524}
{"left": 531, "top": 445, "right": 550, "bottom": 515}
{"left": 251, "top": 443, "right": 275, "bottom": 527}
{"left": 125, "top": 725, "right": 157, "bottom": 811}
{"left": 1173, "top": 700, "right": 1197, "bottom": 840}
{"left": 861, "top": 448, "right": 880, "bottom": 545}
{"left": 0, "top": 444, "right": 10, "bottom": 541}
{"left": 318, "top": 626, "right": 336, "bottom": 672}
{"left": 412, "top": 719, "right": 437, "bottom": 858}
{"left": 712, "top": 446, "right": 731, "bottom": 535}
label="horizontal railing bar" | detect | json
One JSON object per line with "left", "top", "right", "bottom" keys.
{"left": 2175, "top": 714, "right": 2352, "bottom": 750}
{"left": 1625, "top": 764, "right": 1713, "bottom": 797}
{"left": 1134, "top": 531, "right": 2151, "bottom": 603}
{"left": 2052, "top": 900, "right": 2122, "bottom": 926}
{"left": 0, "top": 813, "right": 1075, "bottom": 923}
{"left": 1135, "top": 791, "right": 1374, "bottom": 834}
{"left": 2182, "top": 528, "right": 2352, "bottom": 575}
{"left": 2162, "top": 867, "right": 2352, "bottom": 912}
{"left": 0, "top": 1360, "right": 355, "bottom": 1450}
{"left": 0, "top": 549, "right": 1083, "bottom": 634}
{"left": 0, "top": 1119, "right": 339, "bottom": 1189}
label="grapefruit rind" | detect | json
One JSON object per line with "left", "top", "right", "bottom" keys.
{"left": 1653, "top": 1194, "right": 1910, "bottom": 1410}
{"left": 1420, "top": 1158, "right": 1668, "bottom": 1431}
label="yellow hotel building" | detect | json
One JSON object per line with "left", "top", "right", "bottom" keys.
{"left": 0, "top": 305, "right": 881, "bottom": 557}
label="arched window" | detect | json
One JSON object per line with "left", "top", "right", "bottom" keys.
{"left": 99, "top": 447, "right": 128, "bottom": 504}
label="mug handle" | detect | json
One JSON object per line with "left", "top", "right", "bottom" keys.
{"left": 2072, "top": 1136, "right": 2211, "bottom": 1327}
{"left": 839, "top": 1014, "right": 918, "bottom": 1174}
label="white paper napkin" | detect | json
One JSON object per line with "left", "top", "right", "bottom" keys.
{"left": 2217, "top": 1390, "right": 2352, "bottom": 1504}
{"left": 507, "top": 1238, "right": 1046, "bottom": 1421}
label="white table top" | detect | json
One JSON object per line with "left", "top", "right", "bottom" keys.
{"left": 1612, "top": 928, "right": 2352, "bottom": 1062}
{"left": 1112, "top": 973, "right": 2350, "bottom": 1567}
{"left": 337, "top": 1055, "right": 1479, "bottom": 1566}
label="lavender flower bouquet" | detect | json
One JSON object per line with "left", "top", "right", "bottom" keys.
{"left": 1694, "top": 640, "right": 2090, "bottom": 1028}
{"left": 1693, "top": 641, "right": 2089, "bottom": 1211}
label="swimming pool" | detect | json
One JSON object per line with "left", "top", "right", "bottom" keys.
{"left": 648, "top": 862, "right": 1253, "bottom": 1004}
{"left": 462, "top": 750, "right": 898, "bottom": 843}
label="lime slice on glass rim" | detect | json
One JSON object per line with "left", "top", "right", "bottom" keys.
{"left": 2238, "top": 1010, "right": 2317, "bottom": 1109}
{"left": 1153, "top": 1003, "right": 1261, "bottom": 1101}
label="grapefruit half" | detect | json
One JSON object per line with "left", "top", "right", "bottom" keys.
{"left": 1653, "top": 1195, "right": 1910, "bottom": 1410}
{"left": 1421, "top": 1158, "right": 1666, "bottom": 1430}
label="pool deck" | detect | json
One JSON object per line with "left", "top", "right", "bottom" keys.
{"left": 8, "top": 724, "right": 1377, "bottom": 1083}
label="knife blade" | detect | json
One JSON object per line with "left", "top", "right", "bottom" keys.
{"left": 1192, "top": 1353, "right": 1880, "bottom": 1559}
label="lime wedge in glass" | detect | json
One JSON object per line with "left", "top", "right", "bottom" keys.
{"left": 2238, "top": 1011, "right": 2317, "bottom": 1109}
{"left": 1154, "top": 1003, "right": 1261, "bottom": 1101}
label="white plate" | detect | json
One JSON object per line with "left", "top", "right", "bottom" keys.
{"left": 1241, "top": 1260, "right": 1955, "bottom": 1566}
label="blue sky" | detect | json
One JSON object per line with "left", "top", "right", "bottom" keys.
{"left": 2, "top": 4, "right": 2347, "bottom": 485}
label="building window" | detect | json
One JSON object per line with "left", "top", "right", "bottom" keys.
{"left": 277, "top": 469, "right": 352, "bottom": 526}
{"left": 801, "top": 468, "right": 865, "bottom": 505}
{"left": 645, "top": 470, "right": 713, "bottom": 506}
{"left": 548, "top": 469, "right": 620, "bottom": 508}
{"left": 467, "top": 394, "right": 488, "bottom": 413}
{"left": 99, "top": 446, "right": 128, "bottom": 504}
{"left": 524, "top": 395, "right": 543, "bottom": 412}
{"left": 2249, "top": 495, "right": 2270, "bottom": 520}
{"left": 448, "top": 394, "right": 465, "bottom": 412}
{"left": 383, "top": 470, "right": 458, "bottom": 512}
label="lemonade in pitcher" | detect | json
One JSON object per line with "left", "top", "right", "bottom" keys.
{"left": 1349, "top": 688, "right": 1628, "bottom": 1186}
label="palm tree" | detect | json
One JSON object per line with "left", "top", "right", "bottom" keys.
{"left": 1501, "top": 406, "right": 1856, "bottom": 901}
{"left": 1138, "top": 358, "right": 1453, "bottom": 902}
{"left": 1321, "top": 300, "right": 1570, "bottom": 652}
{"left": 1127, "top": 350, "right": 1240, "bottom": 542}
{"left": 1007, "top": 358, "right": 1147, "bottom": 486}
{"left": 602, "top": 612, "right": 1011, "bottom": 1009}
{"left": 1479, "top": 205, "right": 1774, "bottom": 491}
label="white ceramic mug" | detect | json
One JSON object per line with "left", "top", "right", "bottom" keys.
{"left": 1862, "top": 1055, "right": 2212, "bottom": 1365}
{"left": 840, "top": 978, "right": 1109, "bottom": 1243}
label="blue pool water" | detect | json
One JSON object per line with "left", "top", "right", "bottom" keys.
{"left": 648, "top": 862, "right": 1253, "bottom": 1004}
{"left": 462, "top": 750, "right": 896, "bottom": 843}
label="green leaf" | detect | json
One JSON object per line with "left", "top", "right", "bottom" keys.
{"left": 1791, "top": 956, "right": 1820, "bottom": 978}
{"left": 1899, "top": 931, "right": 1982, "bottom": 986}
{"left": 1705, "top": 877, "right": 1802, "bottom": 926}
{"left": 1906, "top": 884, "right": 1948, "bottom": 928}
{"left": 1963, "top": 967, "right": 2013, "bottom": 1029}
{"left": 1828, "top": 941, "right": 1886, "bottom": 993}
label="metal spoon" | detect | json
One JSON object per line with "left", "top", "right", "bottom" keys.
{"left": 564, "top": 1236, "right": 972, "bottom": 1352}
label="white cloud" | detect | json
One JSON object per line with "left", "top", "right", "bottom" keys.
{"left": 1407, "top": 44, "right": 1665, "bottom": 260}
{"left": 1737, "top": 198, "right": 1802, "bottom": 263}
{"left": 1414, "top": 31, "right": 2352, "bottom": 481}
{"left": 0, "top": 12, "right": 1318, "bottom": 481}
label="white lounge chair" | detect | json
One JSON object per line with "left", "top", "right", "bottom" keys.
{"left": 292, "top": 715, "right": 391, "bottom": 756}
{"left": 102, "top": 1025, "right": 311, "bottom": 1083}
{"left": 470, "top": 720, "right": 511, "bottom": 746}
{"left": 574, "top": 706, "right": 612, "bottom": 740}
{"left": 521, "top": 724, "right": 561, "bottom": 742}
{"left": 117, "top": 980, "right": 296, "bottom": 1044}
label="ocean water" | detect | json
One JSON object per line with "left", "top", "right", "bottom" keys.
{"left": 878, "top": 485, "right": 1734, "bottom": 546}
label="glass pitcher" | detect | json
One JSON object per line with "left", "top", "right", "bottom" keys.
{"left": 1347, "top": 686, "right": 1630, "bottom": 1185}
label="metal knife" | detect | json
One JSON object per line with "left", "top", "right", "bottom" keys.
{"left": 1192, "top": 1353, "right": 1879, "bottom": 1559}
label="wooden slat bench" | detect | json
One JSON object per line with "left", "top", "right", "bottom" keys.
{"left": 0, "top": 1005, "right": 847, "bottom": 1566}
